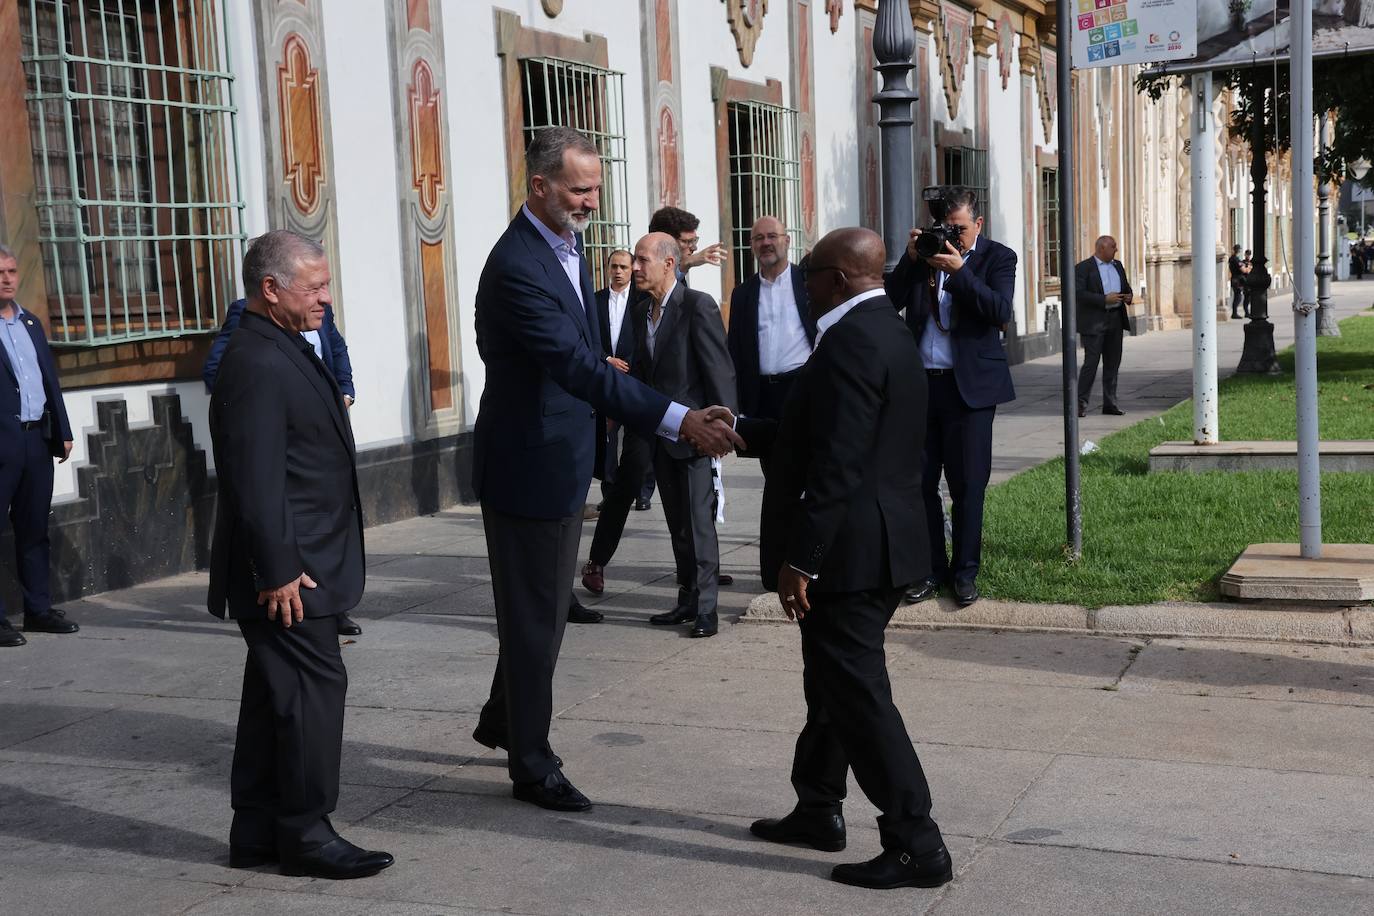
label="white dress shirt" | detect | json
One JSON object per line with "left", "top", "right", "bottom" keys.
{"left": 756, "top": 264, "right": 812, "bottom": 376}
{"left": 814, "top": 288, "right": 886, "bottom": 347}
{"left": 919, "top": 237, "right": 978, "bottom": 370}
{"left": 646, "top": 279, "right": 676, "bottom": 358}
{"left": 606, "top": 285, "right": 630, "bottom": 354}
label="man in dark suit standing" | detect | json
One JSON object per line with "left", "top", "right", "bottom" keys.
{"left": 574, "top": 249, "right": 648, "bottom": 612}
{"left": 208, "top": 230, "right": 392, "bottom": 880}
{"left": 470, "top": 127, "right": 739, "bottom": 813}
{"left": 727, "top": 215, "right": 816, "bottom": 481}
{"left": 741, "top": 228, "right": 952, "bottom": 890}
{"left": 1074, "top": 235, "right": 1133, "bottom": 418}
{"left": 630, "top": 232, "right": 737, "bottom": 639}
{"left": 0, "top": 244, "right": 78, "bottom": 648}
{"left": 203, "top": 296, "right": 361, "bottom": 637}
{"left": 887, "top": 187, "right": 1016, "bottom": 608}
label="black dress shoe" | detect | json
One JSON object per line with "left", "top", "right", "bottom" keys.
{"left": 472, "top": 725, "right": 563, "bottom": 768}
{"left": 831, "top": 845, "right": 953, "bottom": 889}
{"left": 717, "top": 573, "right": 734, "bottom": 586}
{"left": 1103, "top": 406, "right": 1125, "bottom": 416}
{"left": 0, "top": 620, "right": 26, "bottom": 648}
{"left": 689, "top": 615, "right": 718, "bottom": 638}
{"left": 953, "top": 580, "right": 980, "bottom": 607}
{"left": 229, "top": 842, "right": 278, "bottom": 869}
{"left": 750, "top": 807, "right": 846, "bottom": 852}
{"left": 513, "top": 771, "right": 592, "bottom": 812}
{"left": 23, "top": 609, "right": 79, "bottom": 634}
{"left": 903, "top": 578, "right": 939, "bottom": 604}
{"left": 1077, "top": 406, "right": 1087, "bottom": 418}
{"left": 568, "top": 600, "right": 604, "bottom": 624}
{"left": 649, "top": 605, "right": 695, "bottom": 626}
{"left": 634, "top": 497, "right": 652, "bottom": 511}
{"left": 280, "top": 836, "right": 394, "bottom": 879}
{"left": 336, "top": 614, "right": 362, "bottom": 636}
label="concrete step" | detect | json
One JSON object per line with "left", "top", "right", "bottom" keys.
{"left": 1149, "top": 440, "right": 1374, "bottom": 473}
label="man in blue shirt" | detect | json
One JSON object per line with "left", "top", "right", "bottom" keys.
{"left": 0, "top": 244, "right": 79, "bottom": 647}
{"left": 1073, "top": 235, "right": 1133, "bottom": 417}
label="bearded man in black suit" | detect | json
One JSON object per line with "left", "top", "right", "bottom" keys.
{"left": 737, "top": 228, "right": 952, "bottom": 891}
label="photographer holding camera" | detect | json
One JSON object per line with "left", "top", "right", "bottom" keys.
{"left": 885, "top": 187, "right": 1016, "bottom": 608}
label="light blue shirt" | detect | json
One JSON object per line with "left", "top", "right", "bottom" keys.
{"left": 520, "top": 204, "right": 688, "bottom": 442}
{"left": 522, "top": 204, "right": 585, "bottom": 311}
{"left": 0, "top": 305, "right": 48, "bottom": 422}
{"left": 1096, "top": 257, "right": 1122, "bottom": 306}
{"left": 301, "top": 328, "right": 323, "bottom": 360}
{"left": 920, "top": 237, "right": 977, "bottom": 370}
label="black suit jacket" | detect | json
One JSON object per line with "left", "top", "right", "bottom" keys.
{"left": 631, "top": 283, "right": 737, "bottom": 461}
{"left": 727, "top": 264, "right": 817, "bottom": 417}
{"left": 0, "top": 306, "right": 72, "bottom": 462}
{"left": 472, "top": 212, "right": 670, "bottom": 519}
{"left": 886, "top": 237, "right": 1017, "bottom": 409}
{"left": 738, "top": 295, "right": 929, "bottom": 594}
{"left": 594, "top": 286, "right": 641, "bottom": 363}
{"left": 207, "top": 310, "right": 365, "bottom": 620}
{"left": 1073, "top": 257, "right": 1133, "bottom": 336}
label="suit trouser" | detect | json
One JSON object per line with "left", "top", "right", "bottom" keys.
{"left": 231, "top": 615, "right": 347, "bottom": 854}
{"left": 478, "top": 505, "right": 580, "bottom": 783}
{"left": 789, "top": 585, "right": 944, "bottom": 854}
{"left": 0, "top": 426, "right": 55, "bottom": 623}
{"left": 589, "top": 431, "right": 654, "bottom": 568}
{"left": 753, "top": 370, "right": 801, "bottom": 482}
{"left": 923, "top": 373, "right": 996, "bottom": 586}
{"left": 1077, "top": 323, "right": 1124, "bottom": 411}
{"left": 1230, "top": 283, "right": 1248, "bottom": 316}
{"left": 653, "top": 446, "right": 719, "bottom": 620}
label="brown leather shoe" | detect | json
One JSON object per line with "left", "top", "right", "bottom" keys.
{"left": 581, "top": 561, "right": 605, "bottom": 595}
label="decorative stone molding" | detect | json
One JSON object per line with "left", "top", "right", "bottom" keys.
{"left": 542, "top": 0, "right": 564, "bottom": 16}
{"left": 254, "top": 0, "right": 345, "bottom": 322}
{"left": 792, "top": 0, "right": 819, "bottom": 244}
{"left": 934, "top": 1, "right": 972, "bottom": 118}
{"left": 387, "top": 0, "right": 463, "bottom": 430}
{"left": 723, "top": 0, "right": 770, "bottom": 67}
{"left": 826, "top": 0, "right": 844, "bottom": 32}
{"left": 642, "top": 0, "right": 686, "bottom": 208}
{"left": 996, "top": 12, "right": 1014, "bottom": 89}
{"left": 1036, "top": 45, "right": 1056, "bottom": 145}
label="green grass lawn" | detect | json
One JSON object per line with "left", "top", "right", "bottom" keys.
{"left": 980, "top": 313, "right": 1374, "bottom": 607}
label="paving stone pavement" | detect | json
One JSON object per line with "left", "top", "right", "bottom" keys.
{"left": 1, "top": 282, "right": 1372, "bottom": 915}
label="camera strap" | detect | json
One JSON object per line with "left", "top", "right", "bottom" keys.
{"left": 926, "top": 271, "right": 949, "bottom": 333}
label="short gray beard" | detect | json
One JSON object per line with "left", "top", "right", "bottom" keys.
{"left": 548, "top": 197, "right": 592, "bottom": 234}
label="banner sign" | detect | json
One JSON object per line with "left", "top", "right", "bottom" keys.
{"left": 1070, "top": 0, "right": 1197, "bottom": 69}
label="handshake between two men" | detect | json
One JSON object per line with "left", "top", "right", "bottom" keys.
{"left": 678, "top": 405, "right": 746, "bottom": 458}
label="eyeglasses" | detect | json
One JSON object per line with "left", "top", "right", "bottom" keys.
{"left": 800, "top": 264, "right": 843, "bottom": 281}
{"left": 677, "top": 235, "right": 699, "bottom": 252}
{"left": 751, "top": 232, "right": 787, "bottom": 244}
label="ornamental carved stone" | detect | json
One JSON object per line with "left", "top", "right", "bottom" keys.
{"left": 723, "top": 0, "right": 769, "bottom": 67}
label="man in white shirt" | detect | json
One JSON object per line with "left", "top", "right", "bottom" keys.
{"left": 1073, "top": 235, "right": 1133, "bottom": 417}
{"left": 726, "top": 216, "right": 817, "bottom": 481}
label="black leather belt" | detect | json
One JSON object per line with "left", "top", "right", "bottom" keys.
{"left": 761, "top": 368, "right": 802, "bottom": 384}
{"left": 18, "top": 419, "right": 43, "bottom": 430}
{"left": 926, "top": 368, "right": 954, "bottom": 376}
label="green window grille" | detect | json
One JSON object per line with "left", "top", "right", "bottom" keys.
{"left": 1039, "top": 167, "right": 1060, "bottom": 281}
{"left": 18, "top": 0, "right": 244, "bottom": 347}
{"left": 520, "top": 56, "right": 630, "bottom": 292}
{"left": 725, "top": 99, "right": 804, "bottom": 288}
{"left": 942, "top": 144, "right": 990, "bottom": 237}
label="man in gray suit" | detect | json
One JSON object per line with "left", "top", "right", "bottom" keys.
{"left": 631, "top": 232, "right": 737, "bottom": 638}
{"left": 1074, "top": 235, "right": 1133, "bottom": 417}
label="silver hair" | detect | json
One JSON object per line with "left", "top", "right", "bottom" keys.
{"left": 242, "top": 229, "right": 325, "bottom": 296}
{"left": 0, "top": 242, "right": 16, "bottom": 263}
{"left": 526, "top": 126, "right": 599, "bottom": 192}
{"left": 651, "top": 234, "right": 681, "bottom": 266}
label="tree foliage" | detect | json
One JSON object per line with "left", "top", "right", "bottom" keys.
{"left": 1134, "top": 58, "right": 1374, "bottom": 185}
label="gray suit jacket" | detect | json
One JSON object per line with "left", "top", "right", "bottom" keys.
{"left": 631, "top": 283, "right": 737, "bottom": 460}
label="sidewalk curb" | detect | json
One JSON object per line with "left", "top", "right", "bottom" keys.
{"left": 741, "top": 592, "right": 1374, "bottom": 646}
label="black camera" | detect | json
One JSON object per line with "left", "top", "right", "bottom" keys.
{"left": 914, "top": 187, "right": 970, "bottom": 259}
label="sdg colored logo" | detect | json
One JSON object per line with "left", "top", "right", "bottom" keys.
{"left": 1095, "top": 0, "right": 1112, "bottom": 8}
{"left": 1122, "top": 20, "right": 1139, "bottom": 37}
{"left": 1079, "top": 0, "right": 1094, "bottom": 9}
{"left": 1105, "top": 40, "right": 1121, "bottom": 57}
{"left": 1087, "top": 44, "right": 1106, "bottom": 62}
{"left": 1104, "top": 23, "right": 1122, "bottom": 41}
{"left": 1111, "top": 6, "right": 1127, "bottom": 21}
{"left": 1090, "top": 27, "right": 1106, "bottom": 43}
{"left": 1079, "top": 13, "right": 1095, "bottom": 29}
{"left": 1169, "top": 30, "right": 1181, "bottom": 41}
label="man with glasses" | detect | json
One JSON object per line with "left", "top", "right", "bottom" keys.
{"left": 727, "top": 216, "right": 816, "bottom": 483}
{"left": 648, "top": 206, "right": 725, "bottom": 289}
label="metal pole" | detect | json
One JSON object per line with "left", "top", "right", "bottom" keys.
{"left": 872, "top": 0, "right": 916, "bottom": 277}
{"left": 1056, "top": 0, "right": 1081, "bottom": 560}
{"left": 1190, "top": 73, "right": 1219, "bottom": 444}
{"left": 1291, "top": 0, "right": 1321, "bottom": 557}
{"left": 1316, "top": 114, "right": 1339, "bottom": 336}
